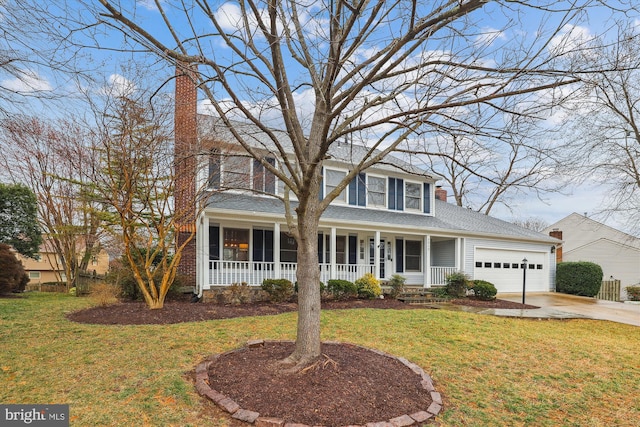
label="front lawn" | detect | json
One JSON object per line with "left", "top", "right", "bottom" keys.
{"left": 1, "top": 292, "right": 638, "bottom": 426}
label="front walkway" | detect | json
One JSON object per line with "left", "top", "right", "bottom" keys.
{"left": 497, "top": 292, "right": 640, "bottom": 327}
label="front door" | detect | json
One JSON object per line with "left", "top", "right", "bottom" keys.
{"left": 370, "top": 238, "right": 388, "bottom": 279}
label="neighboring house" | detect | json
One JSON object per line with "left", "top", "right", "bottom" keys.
{"left": 174, "top": 68, "right": 559, "bottom": 297}
{"left": 543, "top": 213, "right": 640, "bottom": 300}
{"left": 17, "top": 240, "right": 109, "bottom": 286}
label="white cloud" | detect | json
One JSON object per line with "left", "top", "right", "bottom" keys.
{"left": 106, "top": 74, "right": 136, "bottom": 98}
{"left": 1, "top": 69, "right": 52, "bottom": 93}
{"left": 475, "top": 27, "right": 506, "bottom": 47}
{"left": 548, "top": 24, "right": 595, "bottom": 56}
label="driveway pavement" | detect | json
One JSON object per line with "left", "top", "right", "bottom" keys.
{"left": 497, "top": 292, "right": 640, "bottom": 327}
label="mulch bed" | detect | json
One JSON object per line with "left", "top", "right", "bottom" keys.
{"left": 65, "top": 296, "right": 537, "bottom": 426}
{"left": 66, "top": 296, "right": 537, "bottom": 325}
{"left": 206, "top": 341, "right": 434, "bottom": 426}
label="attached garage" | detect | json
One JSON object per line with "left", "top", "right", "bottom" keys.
{"left": 473, "top": 247, "right": 549, "bottom": 293}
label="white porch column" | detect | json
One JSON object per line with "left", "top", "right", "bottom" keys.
{"left": 374, "top": 230, "right": 381, "bottom": 280}
{"left": 330, "top": 227, "right": 337, "bottom": 279}
{"left": 424, "top": 235, "right": 431, "bottom": 287}
{"left": 274, "top": 222, "right": 281, "bottom": 278}
{"left": 197, "top": 214, "right": 209, "bottom": 294}
{"left": 456, "top": 237, "right": 463, "bottom": 272}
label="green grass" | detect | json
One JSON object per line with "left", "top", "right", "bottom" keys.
{"left": 1, "top": 293, "right": 639, "bottom": 426}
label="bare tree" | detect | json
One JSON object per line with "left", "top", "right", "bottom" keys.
{"left": 90, "top": 0, "right": 632, "bottom": 369}
{"left": 0, "top": 116, "right": 102, "bottom": 290}
{"left": 556, "top": 21, "right": 640, "bottom": 231}
{"left": 84, "top": 83, "right": 200, "bottom": 309}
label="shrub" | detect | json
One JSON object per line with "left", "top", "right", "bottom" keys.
{"left": 445, "top": 271, "right": 469, "bottom": 298}
{"left": 625, "top": 285, "right": 640, "bottom": 301}
{"left": 556, "top": 262, "right": 603, "bottom": 297}
{"left": 261, "top": 278, "right": 294, "bottom": 302}
{"left": 355, "top": 272, "right": 382, "bottom": 299}
{"left": 106, "top": 256, "right": 182, "bottom": 301}
{"left": 326, "top": 279, "right": 358, "bottom": 300}
{"left": 0, "top": 243, "right": 29, "bottom": 294}
{"left": 224, "top": 282, "right": 252, "bottom": 305}
{"left": 90, "top": 282, "right": 119, "bottom": 306}
{"left": 387, "top": 274, "right": 406, "bottom": 298}
{"left": 470, "top": 280, "right": 497, "bottom": 301}
{"left": 430, "top": 286, "right": 451, "bottom": 299}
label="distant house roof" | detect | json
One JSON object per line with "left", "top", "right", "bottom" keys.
{"left": 197, "top": 115, "right": 438, "bottom": 179}
{"left": 206, "top": 193, "right": 557, "bottom": 244}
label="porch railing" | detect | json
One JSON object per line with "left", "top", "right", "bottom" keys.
{"left": 208, "top": 261, "right": 457, "bottom": 287}
{"left": 430, "top": 266, "right": 458, "bottom": 286}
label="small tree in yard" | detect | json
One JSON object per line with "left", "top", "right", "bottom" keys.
{"left": 0, "top": 183, "right": 42, "bottom": 258}
{"left": 86, "top": 89, "right": 196, "bottom": 310}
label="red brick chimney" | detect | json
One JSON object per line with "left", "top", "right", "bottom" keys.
{"left": 435, "top": 186, "right": 447, "bottom": 202}
{"left": 549, "top": 229, "right": 563, "bottom": 264}
{"left": 174, "top": 62, "right": 198, "bottom": 286}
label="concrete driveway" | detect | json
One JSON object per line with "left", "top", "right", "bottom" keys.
{"left": 498, "top": 292, "right": 640, "bottom": 327}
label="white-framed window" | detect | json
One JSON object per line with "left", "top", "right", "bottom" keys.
{"left": 395, "top": 238, "right": 422, "bottom": 273}
{"left": 29, "top": 271, "right": 41, "bottom": 279}
{"left": 253, "top": 158, "right": 276, "bottom": 194}
{"left": 223, "top": 155, "right": 250, "bottom": 189}
{"left": 367, "top": 176, "right": 386, "bottom": 207}
{"left": 325, "top": 169, "right": 347, "bottom": 202}
{"left": 405, "top": 182, "right": 421, "bottom": 210}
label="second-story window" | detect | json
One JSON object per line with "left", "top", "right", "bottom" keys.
{"left": 406, "top": 182, "right": 421, "bottom": 210}
{"left": 253, "top": 158, "right": 276, "bottom": 194}
{"left": 224, "top": 155, "right": 250, "bottom": 189}
{"left": 388, "top": 177, "right": 404, "bottom": 210}
{"left": 208, "top": 149, "right": 221, "bottom": 189}
{"left": 348, "top": 172, "right": 366, "bottom": 206}
{"left": 326, "top": 169, "right": 347, "bottom": 202}
{"left": 367, "top": 176, "right": 386, "bottom": 207}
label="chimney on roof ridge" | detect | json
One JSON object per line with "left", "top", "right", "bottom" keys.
{"left": 435, "top": 185, "right": 447, "bottom": 202}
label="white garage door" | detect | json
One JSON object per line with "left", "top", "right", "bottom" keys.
{"left": 473, "top": 248, "right": 548, "bottom": 293}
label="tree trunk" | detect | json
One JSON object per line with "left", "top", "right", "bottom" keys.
{"left": 282, "top": 192, "right": 322, "bottom": 370}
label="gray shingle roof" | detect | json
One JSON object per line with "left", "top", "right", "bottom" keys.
{"left": 206, "top": 193, "right": 557, "bottom": 243}
{"left": 198, "top": 115, "right": 435, "bottom": 178}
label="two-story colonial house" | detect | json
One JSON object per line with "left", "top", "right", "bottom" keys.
{"left": 174, "top": 67, "right": 559, "bottom": 300}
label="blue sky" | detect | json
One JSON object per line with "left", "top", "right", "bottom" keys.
{"left": 1, "top": 0, "right": 638, "bottom": 233}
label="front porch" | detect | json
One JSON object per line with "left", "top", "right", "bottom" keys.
{"left": 208, "top": 260, "right": 457, "bottom": 287}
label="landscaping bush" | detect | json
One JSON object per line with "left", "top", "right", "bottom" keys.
{"left": 224, "top": 282, "right": 252, "bottom": 305}
{"left": 106, "top": 256, "right": 182, "bottom": 301}
{"left": 387, "top": 274, "right": 406, "bottom": 298}
{"left": 445, "top": 271, "right": 469, "bottom": 298}
{"left": 355, "top": 272, "right": 382, "bottom": 299}
{"left": 0, "top": 243, "right": 29, "bottom": 294}
{"left": 555, "top": 261, "right": 603, "bottom": 297}
{"left": 625, "top": 285, "right": 640, "bottom": 301}
{"left": 261, "top": 278, "right": 295, "bottom": 302}
{"left": 430, "top": 286, "right": 451, "bottom": 299}
{"left": 90, "top": 283, "right": 120, "bottom": 306}
{"left": 326, "top": 279, "right": 358, "bottom": 300}
{"left": 470, "top": 280, "right": 497, "bottom": 301}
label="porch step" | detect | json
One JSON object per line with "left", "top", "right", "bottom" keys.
{"left": 396, "top": 288, "right": 448, "bottom": 305}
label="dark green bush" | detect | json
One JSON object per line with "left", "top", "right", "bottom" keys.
{"left": 261, "top": 278, "right": 295, "bottom": 302}
{"left": 430, "top": 286, "right": 451, "bottom": 299}
{"left": 326, "top": 279, "right": 358, "bottom": 300}
{"left": 555, "top": 261, "right": 603, "bottom": 297}
{"left": 0, "top": 243, "right": 29, "bottom": 294}
{"left": 445, "top": 271, "right": 469, "bottom": 298}
{"left": 387, "top": 274, "right": 406, "bottom": 298}
{"left": 470, "top": 280, "right": 497, "bottom": 301}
